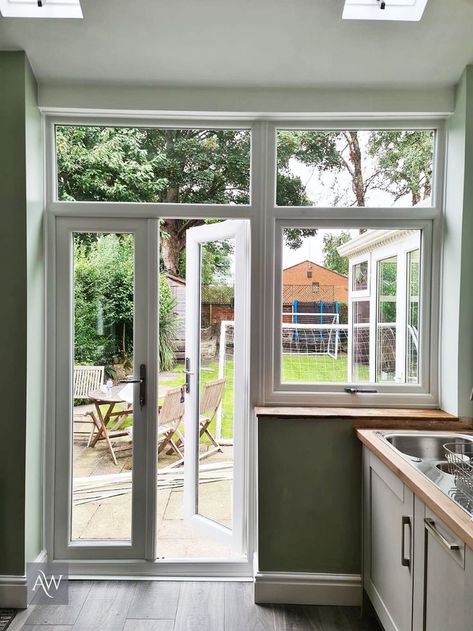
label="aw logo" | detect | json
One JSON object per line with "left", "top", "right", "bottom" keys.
{"left": 27, "top": 562, "right": 69, "bottom": 605}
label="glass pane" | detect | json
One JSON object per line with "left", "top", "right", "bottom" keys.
{"left": 276, "top": 130, "right": 434, "bottom": 207}
{"left": 352, "top": 301, "right": 370, "bottom": 382}
{"left": 56, "top": 126, "right": 250, "bottom": 205}
{"left": 197, "top": 238, "right": 235, "bottom": 528}
{"left": 407, "top": 249, "right": 420, "bottom": 383}
{"left": 376, "top": 256, "right": 398, "bottom": 383}
{"left": 353, "top": 261, "right": 368, "bottom": 291}
{"left": 281, "top": 228, "right": 422, "bottom": 385}
{"left": 71, "top": 232, "right": 134, "bottom": 541}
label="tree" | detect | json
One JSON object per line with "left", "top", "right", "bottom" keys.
{"left": 57, "top": 126, "right": 343, "bottom": 265}
{"left": 368, "top": 131, "right": 433, "bottom": 205}
{"left": 73, "top": 234, "right": 177, "bottom": 371}
{"left": 322, "top": 232, "right": 351, "bottom": 275}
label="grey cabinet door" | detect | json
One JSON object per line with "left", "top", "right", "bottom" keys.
{"left": 363, "top": 448, "right": 414, "bottom": 631}
{"left": 413, "top": 503, "right": 473, "bottom": 631}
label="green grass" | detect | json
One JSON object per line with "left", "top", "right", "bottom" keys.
{"left": 160, "top": 361, "right": 235, "bottom": 440}
{"left": 282, "top": 354, "right": 369, "bottom": 383}
{"left": 159, "top": 355, "right": 370, "bottom": 441}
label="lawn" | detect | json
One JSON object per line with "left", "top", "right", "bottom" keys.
{"left": 159, "top": 360, "right": 235, "bottom": 440}
{"left": 159, "top": 354, "right": 370, "bottom": 441}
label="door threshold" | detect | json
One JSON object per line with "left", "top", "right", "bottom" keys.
{"left": 62, "top": 559, "right": 254, "bottom": 580}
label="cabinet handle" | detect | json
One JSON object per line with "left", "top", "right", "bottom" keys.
{"left": 401, "top": 515, "right": 411, "bottom": 567}
{"left": 424, "top": 518, "right": 460, "bottom": 551}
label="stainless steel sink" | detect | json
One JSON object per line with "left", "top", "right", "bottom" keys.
{"left": 383, "top": 432, "right": 473, "bottom": 461}
{"left": 378, "top": 432, "right": 473, "bottom": 516}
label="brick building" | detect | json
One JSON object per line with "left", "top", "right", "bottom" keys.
{"left": 282, "top": 260, "right": 348, "bottom": 304}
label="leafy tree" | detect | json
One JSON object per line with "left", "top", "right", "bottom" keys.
{"left": 73, "top": 234, "right": 177, "bottom": 371}
{"left": 368, "top": 131, "right": 433, "bottom": 205}
{"left": 322, "top": 232, "right": 351, "bottom": 275}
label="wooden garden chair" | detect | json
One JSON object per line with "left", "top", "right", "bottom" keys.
{"left": 158, "top": 387, "right": 186, "bottom": 460}
{"left": 199, "top": 377, "right": 226, "bottom": 457}
{"left": 73, "top": 365, "right": 105, "bottom": 445}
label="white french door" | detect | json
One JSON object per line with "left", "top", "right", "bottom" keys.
{"left": 54, "top": 217, "right": 158, "bottom": 560}
{"left": 53, "top": 215, "right": 250, "bottom": 565}
{"left": 184, "top": 220, "right": 250, "bottom": 553}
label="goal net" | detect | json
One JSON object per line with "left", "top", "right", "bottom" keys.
{"left": 282, "top": 312, "right": 341, "bottom": 360}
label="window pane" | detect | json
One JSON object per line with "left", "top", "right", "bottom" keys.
{"left": 407, "top": 249, "right": 420, "bottom": 383}
{"left": 280, "top": 228, "right": 422, "bottom": 386}
{"left": 276, "top": 130, "right": 434, "bottom": 207}
{"left": 352, "top": 301, "right": 370, "bottom": 382}
{"left": 376, "top": 256, "right": 397, "bottom": 383}
{"left": 353, "top": 261, "right": 368, "bottom": 291}
{"left": 56, "top": 126, "right": 251, "bottom": 204}
{"left": 72, "top": 232, "right": 134, "bottom": 541}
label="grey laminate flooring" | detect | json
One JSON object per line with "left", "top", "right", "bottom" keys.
{"left": 21, "top": 581, "right": 380, "bottom": 631}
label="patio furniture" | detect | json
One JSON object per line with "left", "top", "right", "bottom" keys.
{"left": 73, "top": 365, "right": 105, "bottom": 444}
{"left": 158, "top": 387, "right": 185, "bottom": 460}
{"left": 86, "top": 385, "right": 133, "bottom": 465}
{"left": 199, "top": 377, "right": 226, "bottom": 457}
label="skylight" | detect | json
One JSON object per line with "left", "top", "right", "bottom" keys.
{"left": 0, "top": 0, "right": 82, "bottom": 18}
{"left": 343, "top": 0, "right": 428, "bottom": 21}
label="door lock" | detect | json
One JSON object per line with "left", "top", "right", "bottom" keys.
{"left": 120, "top": 363, "right": 146, "bottom": 409}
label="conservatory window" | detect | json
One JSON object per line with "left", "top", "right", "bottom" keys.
{"left": 278, "top": 227, "right": 422, "bottom": 387}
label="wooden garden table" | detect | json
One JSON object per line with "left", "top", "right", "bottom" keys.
{"left": 87, "top": 385, "right": 133, "bottom": 465}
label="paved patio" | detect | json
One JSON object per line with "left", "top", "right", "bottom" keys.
{"left": 71, "top": 424, "right": 238, "bottom": 559}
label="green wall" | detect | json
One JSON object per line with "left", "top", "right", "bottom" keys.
{"left": 0, "top": 51, "right": 44, "bottom": 576}
{"left": 441, "top": 66, "right": 473, "bottom": 418}
{"left": 258, "top": 417, "right": 361, "bottom": 574}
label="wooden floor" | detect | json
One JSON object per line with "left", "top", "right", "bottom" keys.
{"left": 21, "top": 581, "right": 380, "bottom": 631}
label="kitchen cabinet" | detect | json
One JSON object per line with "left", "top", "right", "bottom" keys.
{"left": 363, "top": 448, "right": 414, "bottom": 631}
{"left": 412, "top": 502, "right": 473, "bottom": 631}
{"left": 363, "top": 446, "right": 473, "bottom": 631}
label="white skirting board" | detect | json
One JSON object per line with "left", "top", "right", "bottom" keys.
{"left": 0, "top": 549, "right": 47, "bottom": 609}
{"left": 254, "top": 571, "right": 362, "bottom": 606}
{"left": 0, "top": 575, "right": 27, "bottom": 609}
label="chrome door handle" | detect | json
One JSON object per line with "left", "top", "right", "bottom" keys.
{"left": 184, "top": 357, "right": 193, "bottom": 394}
{"left": 401, "top": 515, "right": 411, "bottom": 567}
{"left": 424, "top": 518, "right": 460, "bottom": 551}
{"left": 120, "top": 364, "right": 146, "bottom": 409}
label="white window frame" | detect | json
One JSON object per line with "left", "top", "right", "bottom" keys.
{"left": 350, "top": 255, "right": 370, "bottom": 298}
{"left": 261, "top": 119, "right": 443, "bottom": 408}
{"left": 43, "top": 113, "right": 444, "bottom": 572}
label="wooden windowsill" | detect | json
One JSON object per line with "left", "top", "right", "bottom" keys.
{"left": 254, "top": 406, "right": 470, "bottom": 430}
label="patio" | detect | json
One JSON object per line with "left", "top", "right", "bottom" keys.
{"left": 72, "top": 410, "right": 238, "bottom": 560}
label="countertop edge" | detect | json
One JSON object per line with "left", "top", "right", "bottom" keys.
{"left": 358, "top": 428, "right": 473, "bottom": 551}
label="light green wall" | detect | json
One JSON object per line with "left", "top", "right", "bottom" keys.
{"left": 0, "top": 51, "right": 44, "bottom": 576}
{"left": 258, "top": 417, "right": 361, "bottom": 574}
{"left": 441, "top": 66, "right": 473, "bottom": 418}
{"left": 25, "top": 57, "right": 45, "bottom": 563}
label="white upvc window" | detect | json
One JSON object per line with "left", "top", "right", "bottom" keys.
{"left": 263, "top": 120, "right": 444, "bottom": 407}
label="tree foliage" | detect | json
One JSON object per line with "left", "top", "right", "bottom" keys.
{"left": 73, "top": 234, "right": 177, "bottom": 371}
{"left": 322, "top": 231, "right": 351, "bottom": 276}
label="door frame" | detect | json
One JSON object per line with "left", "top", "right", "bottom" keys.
{"left": 45, "top": 209, "right": 254, "bottom": 577}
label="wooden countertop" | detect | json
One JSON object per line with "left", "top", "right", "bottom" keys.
{"left": 255, "top": 407, "right": 469, "bottom": 430}
{"left": 358, "top": 429, "right": 473, "bottom": 550}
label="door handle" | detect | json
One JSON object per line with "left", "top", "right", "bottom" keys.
{"left": 401, "top": 515, "right": 411, "bottom": 567}
{"left": 183, "top": 357, "right": 193, "bottom": 394}
{"left": 424, "top": 518, "right": 460, "bottom": 551}
{"left": 120, "top": 363, "right": 146, "bottom": 409}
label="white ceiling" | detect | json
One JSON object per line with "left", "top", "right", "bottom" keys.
{"left": 0, "top": 0, "right": 472, "bottom": 89}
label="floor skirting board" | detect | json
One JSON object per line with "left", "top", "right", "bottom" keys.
{"left": 0, "top": 550, "right": 47, "bottom": 609}
{"left": 254, "top": 571, "right": 362, "bottom": 606}
{"left": 0, "top": 576, "right": 27, "bottom": 609}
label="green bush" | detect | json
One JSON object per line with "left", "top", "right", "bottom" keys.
{"left": 74, "top": 234, "right": 177, "bottom": 372}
